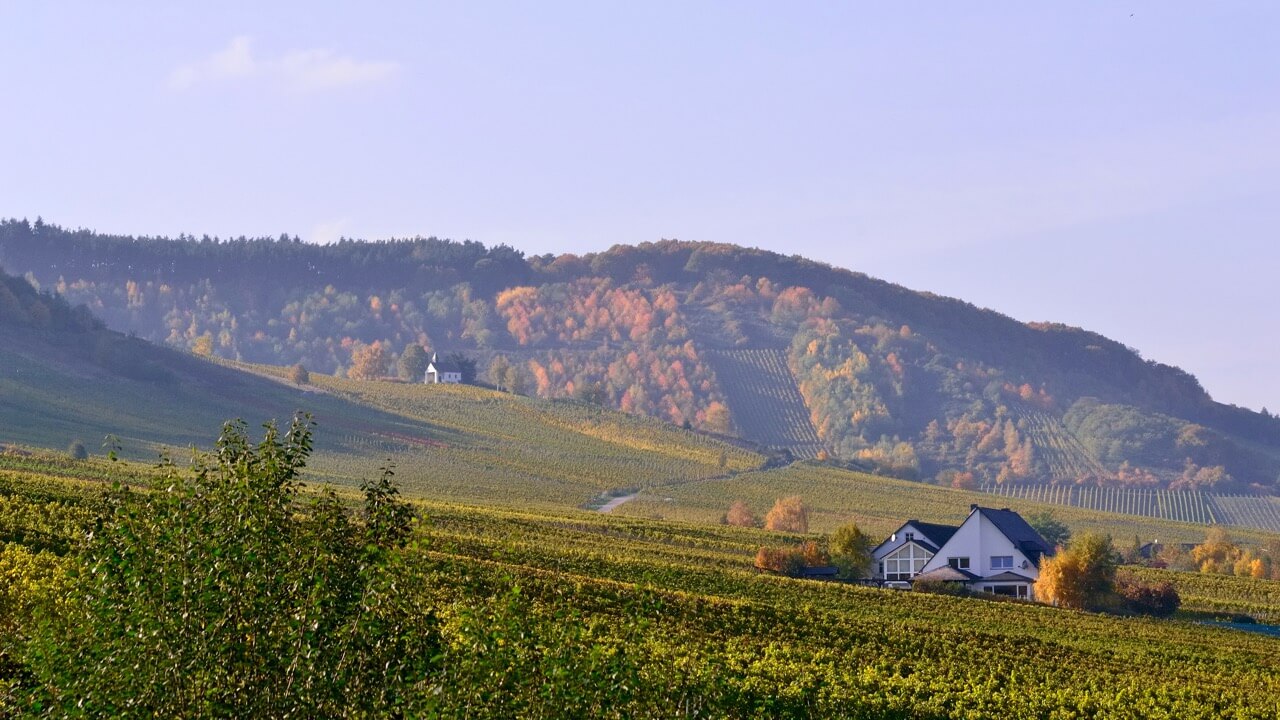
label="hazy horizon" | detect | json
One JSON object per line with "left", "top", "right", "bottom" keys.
{"left": 3, "top": 2, "right": 1276, "bottom": 411}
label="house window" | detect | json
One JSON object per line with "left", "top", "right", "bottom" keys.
{"left": 905, "top": 532, "right": 914, "bottom": 541}
{"left": 991, "top": 556, "right": 1014, "bottom": 570}
{"left": 948, "top": 557, "right": 970, "bottom": 570}
{"left": 982, "top": 584, "right": 1029, "bottom": 599}
{"left": 883, "top": 543, "right": 933, "bottom": 581}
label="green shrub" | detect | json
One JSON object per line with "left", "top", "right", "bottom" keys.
{"left": 16, "top": 416, "right": 433, "bottom": 717}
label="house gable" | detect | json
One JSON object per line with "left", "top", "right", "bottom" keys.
{"left": 872, "top": 520, "right": 958, "bottom": 560}
{"left": 919, "top": 506, "right": 1051, "bottom": 582}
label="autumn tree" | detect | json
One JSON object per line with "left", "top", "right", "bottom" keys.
{"left": 488, "top": 355, "right": 512, "bottom": 391}
{"left": 703, "top": 402, "right": 732, "bottom": 434}
{"left": 288, "top": 363, "right": 310, "bottom": 385}
{"left": 723, "top": 500, "right": 756, "bottom": 528}
{"left": 754, "top": 542, "right": 827, "bottom": 576}
{"left": 1115, "top": 574, "right": 1180, "bottom": 617}
{"left": 398, "top": 343, "right": 429, "bottom": 382}
{"left": 829, "top": 521, "right": 873, "bottom": 578}
{"left": 754, "top": 546, "right": 804, "bottom": 576}
{"left": 349, "top": 341, "right": 389, "bottom": 380}
{"left": 1191, "top": 527, "right": 1241, "bottom": 574}
{"left": 764, "top": 496, "right": 808, "bottom": 533}
{"left": 1036, "top": 533, "right": 1117, "bottom": 610}
{"left": 503, "top": 365, "right": 524, "bottom": 396}
{"left": 192, "top": 332, "right": 214, "bottom": 357}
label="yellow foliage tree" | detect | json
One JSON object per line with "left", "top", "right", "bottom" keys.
{"left": 1192, "top": 527, "right": 1241, "bottom": 574}
{"left": 348, "top": 341, "right": 389, "bottom": 380}
{"left": 1036, "top": 533, "right": 1117, "bottom": 610}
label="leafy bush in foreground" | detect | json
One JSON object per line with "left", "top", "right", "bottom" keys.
{"left": 15, "top": 416, "right": 435, "bottom": 717}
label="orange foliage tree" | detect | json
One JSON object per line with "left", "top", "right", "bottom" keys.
{"left": 348, "top": 340, "right": 389, "bottom": 380}
{"left": 764, "top": 496, "right": 809, "bottom": 533}
{"left": 724, "top": 501, "right": 756, "bottom": 528}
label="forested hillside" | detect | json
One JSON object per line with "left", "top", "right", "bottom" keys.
{"left": 4, "top": 218, "right": 1279, "bottom": 492}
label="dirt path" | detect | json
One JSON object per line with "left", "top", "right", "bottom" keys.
{"left": 596, "top": 492, "right": 640, "bottom": 513}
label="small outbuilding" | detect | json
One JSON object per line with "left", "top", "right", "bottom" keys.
{"left": 425, "top": 353, "right": 463, "bottom": 384}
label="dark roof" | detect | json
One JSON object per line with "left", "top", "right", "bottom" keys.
{"left": 914, "top": 566, "right": 979, "bottom": 583}
{"left": 910, "top": 539, "right": 941, "bottom": 554}
{"left": 429, "top": 358, "right": 463, "bottom": 373}
{"left": 981, "top": 571, "right": 1035, "bottom": 583}
{"left": 974, "top": 507, "right": 1055, "bottom": 567}
{"left": 873, "top": 519, "right": 960, "bottom": 555}
{"left": 909, "top": 520, "right": 960, "bottom": 548}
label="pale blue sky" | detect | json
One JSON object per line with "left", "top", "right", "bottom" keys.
{"left": 2, "top": 2, "right": 1277, "bottom": 411}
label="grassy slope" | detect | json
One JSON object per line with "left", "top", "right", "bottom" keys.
{"left": 0, "top": 325, "right": 760, "bottom": 508}
{"left": 230, "top": 362, "right": 761, "bottom": 506}
{"left": 617, "top": 461, "right": 1280, "bottom": 546}
{"left": 0, "top": 328, "right": 428, "bottom": 460}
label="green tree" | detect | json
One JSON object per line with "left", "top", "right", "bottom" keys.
{"left": 829, "top": 521, "right": 873, "bottom": 578}
{"left": 66, "top": 440, "right": 88, "bottom": 461}
{"left": 1025, "top": 510, "right": 1071, "bottom": 549}
{"left": 398, "top": 343, "right": 429, "bottom": 382}
{"left": 18, "top": 416, "right": 435, "bottom": 717}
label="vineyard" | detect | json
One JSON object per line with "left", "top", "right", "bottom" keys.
{"left": 1016, "top": 408, "right": 1112, "bottom": 481}
{"left": 1210, "top": 494, "right": 1280, "bottom": 533}
{"left": 6, "top": 451, "right": 1280, "bottom": 716}
{"left": 979, "top": 483, "right": 1280, "bottom": 533}
{"left": 619, "top": 461, "right": 1280, "bottom": 546}
{"left": 703, "top": 347, "right": 826, "bottom": 459}
{"left": 980, "top": 483, "right": 1216, "bottom": 525}
{"left": 267, "top": 369, "right": 764, "bottom": 507}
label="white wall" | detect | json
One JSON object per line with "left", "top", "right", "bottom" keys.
{"left": 919, "top": 511, "right": 1039, "bottom": 580}
{"left": 873, "top": 522, "right": 944, "bottom": 561}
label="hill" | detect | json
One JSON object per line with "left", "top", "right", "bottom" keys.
{"left": 3, "top": 218, "right": 1279, "bottom": 492}
{"left": 0, "top": 265, "right": 758, "bottom": 505}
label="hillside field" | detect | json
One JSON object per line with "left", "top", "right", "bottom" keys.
{"left": 3, "top": 456, "right": 1280, "bottom": 717}
{"left": 616, "top": 462, "right": 1280, "bottom": 546}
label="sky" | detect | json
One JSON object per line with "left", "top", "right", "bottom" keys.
{"left": 2, "top": 2, "right": 1277, "bottom": 411}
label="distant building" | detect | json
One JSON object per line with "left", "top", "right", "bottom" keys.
{"left": 873, "top": 505, "right": 1056, "bottom": 600}
{"left": 1138, "top": 541, "right": 1198, "bottom": 560}
{"left": 425, "top": 353, "right": 463, "bottom": 384}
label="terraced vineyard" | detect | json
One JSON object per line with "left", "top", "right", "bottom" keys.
{"left": 980, "top": 483, "right": 1218, "bottom": 525}
{"left": 1016, "top": 409, "right": 1111, "bottom": 481}
{"left": 621, "top": 462, "right": 1280, "bottom": 545}
{"left": 1211, "top": 494, "right": 1280, "bottom": 533}
{"left": 703, "top": 348, "right": 826, "bottom": 459}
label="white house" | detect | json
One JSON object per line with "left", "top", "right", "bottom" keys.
{"left": 871, "top": 520, "right": 960, "bottom": 589}
{"left": 425, "top": 353, "right": 463, "bottom": 384}
{"left": 873, "top": 505, "right": 1055, "bottom": 600}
